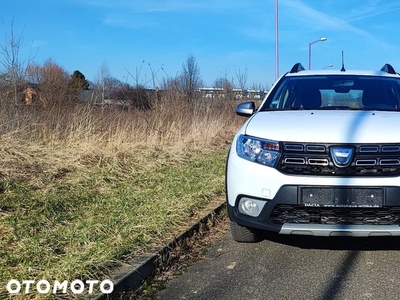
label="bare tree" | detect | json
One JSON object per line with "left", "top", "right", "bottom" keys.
{"left": 179, "top": 54, "right": 203, "bottom": 103}
{"left": 93, "top": 63, "right": 128, "bottom": 105}
{"left": 0, "top": 20, "right": 31, "bottom": 104}
{"left": 214, "top": 76, "right": 235, "bottom": 100}
{"left": 94, "top": 61, "right": 111, "bottom": 105}
{"left": 235, "top": 66, "right": 248, "bottom": 90}
{"left": 161, "top": 76, "right": 180, "bottom": 92}
{"left": 25, "top": 58, "right": 69, "bottom": 107}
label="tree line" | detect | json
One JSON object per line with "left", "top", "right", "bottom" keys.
{"left": 0, "top": 22, "right": 264, "bottom": 110}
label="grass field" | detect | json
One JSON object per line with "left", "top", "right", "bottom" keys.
{"left": 0, "top": 96, "right": 244, "bottom": 299}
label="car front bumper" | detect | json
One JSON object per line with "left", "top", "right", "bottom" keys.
{"left": 226, "top": 150, "right": 400, "bottom": 237}
{"left": 227, "top": 185, "right": 400, "bottom": 237}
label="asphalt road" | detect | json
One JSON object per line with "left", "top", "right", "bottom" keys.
{"left": 152, "top": 225, "right": 400, "bottom": 300}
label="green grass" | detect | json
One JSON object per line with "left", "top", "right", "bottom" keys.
{"left": 0, "top": 149, "right": 228, "bottom": 299}
{"left": 0, "top": 95, "right": 244, "bottom": 299}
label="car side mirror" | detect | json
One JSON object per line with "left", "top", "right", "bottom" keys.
{"left": 236, "top": 101, "right": 255, "bottom": 117}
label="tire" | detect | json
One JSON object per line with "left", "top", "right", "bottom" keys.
{"left": 230, "top": 221, "right": 262, "bottom": 243}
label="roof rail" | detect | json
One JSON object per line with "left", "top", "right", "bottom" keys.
{"left": 380, "top": 64, "right": 396, "bottom": 74}
{"left": 290, "top": 63, "right": 305, "bottom": 73}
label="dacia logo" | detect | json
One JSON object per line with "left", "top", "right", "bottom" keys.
{"left": 330, "top": 146, "right": 354, "bottom": 168}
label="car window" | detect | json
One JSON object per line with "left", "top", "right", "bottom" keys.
{"left": 262, "top": 75, "right": 400, "bottom": 111}
{"left": 320, "top": 89, "right": 362, "bottom": 108}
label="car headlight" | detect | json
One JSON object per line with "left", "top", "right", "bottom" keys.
{"left": 236, "top": 135, "right": 281, "bottom": 167}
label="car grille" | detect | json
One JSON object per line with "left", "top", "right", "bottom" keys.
{"left": 278, "top": 142, "right": 400, "bottom": 176}
{"left": 270, "top": 204, "right": 400, "bottom": 225}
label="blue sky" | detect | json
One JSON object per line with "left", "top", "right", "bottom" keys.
{"left": 2, "top": 0, "right": 400, "bottom": 89}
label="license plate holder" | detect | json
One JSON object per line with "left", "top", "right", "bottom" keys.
{"left": 301, "top": 187, "right": 383, "bottom": 208}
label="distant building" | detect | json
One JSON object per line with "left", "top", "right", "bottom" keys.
{"left": 22, "top": 84, "right": 47, "bottom": 108}
{"left": 197, "top": 87, "right": 267, "bottom": 100}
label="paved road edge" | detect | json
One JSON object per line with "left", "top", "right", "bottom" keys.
{"left": 92, "top": 201, "right": 227, "bottom": 300}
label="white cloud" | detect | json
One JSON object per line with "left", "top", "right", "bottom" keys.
{"left": 346, "top": 1, "right": 400, "bottom": 22}
{"left": 281, "top": 0, "right": 394, "bottom": 50}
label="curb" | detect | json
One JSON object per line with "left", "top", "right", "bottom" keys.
{"left": 92, "top": 202, "right": 226, "bottom": 300}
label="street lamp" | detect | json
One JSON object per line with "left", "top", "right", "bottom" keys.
{"left": 323, "top": 64, "right": 333, "bottom": 69}
{"left": 308, "top": 37, "right": 327, "bottom": 70}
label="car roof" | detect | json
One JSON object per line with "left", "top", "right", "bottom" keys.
{"left": 284, "top": 63, "right": 400, "bottom": 78}
{"left": 285, "top": 69, "right": 400, "bottom": 77}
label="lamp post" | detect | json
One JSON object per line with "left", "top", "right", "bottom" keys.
{"left": 308, "top": 37, "right": 327, "bottom": 70}
{"left": 275, "top": 0, "right": 279, "bottom": 80}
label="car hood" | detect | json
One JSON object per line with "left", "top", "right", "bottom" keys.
{"left": 244, "top": 110, "right": 400, "bottom": 143}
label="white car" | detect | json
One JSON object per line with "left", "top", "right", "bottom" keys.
{"left": 226, "top": 63, "right": 400, "bottom": 242}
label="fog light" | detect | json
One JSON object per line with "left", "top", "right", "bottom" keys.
{"left": 238, "top": 197, "right": 267, "bottom": 217}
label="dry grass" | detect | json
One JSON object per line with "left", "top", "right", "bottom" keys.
{"left": 0, "top": 93, "right": 245, "bottom": 299}
{"left": 0, "top": 94, "right": 241, "bottom": 177}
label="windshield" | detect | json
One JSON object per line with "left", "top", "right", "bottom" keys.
{"left": 262, "top": 75, "right": 400, "bottom": 111}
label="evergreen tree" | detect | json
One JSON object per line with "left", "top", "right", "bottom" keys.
{"left": 67, "top": 70, "right": 89, "bottom": 95}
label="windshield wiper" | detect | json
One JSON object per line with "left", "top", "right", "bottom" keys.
{"left": 317, "top": 106, "right": 352, "bottom": 110}
{"left": 361, "top": 107, "right": 399, "bottom": 111}
{"left": 262, "top": 107, "right": 304, "bottom": 111}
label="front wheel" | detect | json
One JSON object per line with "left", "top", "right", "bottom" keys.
{"left": 230, "top": 221, "right": 262, "bottom": 243}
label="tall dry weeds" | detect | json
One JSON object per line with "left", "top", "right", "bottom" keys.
{"left": 0, "top": 92, "right": 243, "bottom": 181}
